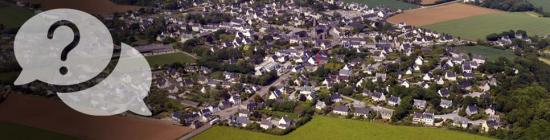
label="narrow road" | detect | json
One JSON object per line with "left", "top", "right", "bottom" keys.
{"left": 179, "top": 72, "right": 292, "bottom": 139}
{"left": 179, "top": 124, "right": 212, "bottom": 140}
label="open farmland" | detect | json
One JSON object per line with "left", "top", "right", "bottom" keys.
{"left": 19, "top": 0, "right": 139, "bottom": 15}
{"left": 193, "top": 116, "right": 494, "bottom": 140}
{"left": 0, "top": 94, "right": 192, "bottom": 140}
{"left": 387, "top": 3, "right": 502, "bottom": 26}
{"left": 343, "top": 0, "right": 419, "bottom": 10}
{"left": 529, "top": 0, "right": 550, "bottom": 13}
{"left": 423, "top": 12, "right": 550, "bottom": 40}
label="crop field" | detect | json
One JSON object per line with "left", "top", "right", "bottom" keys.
{"left": 457, "top": 46, "right": 517, "bottom": 61}
{"left": 422, "top": 12, "right": 550, "bottom": 40}
{"left": 529, "top": 0, "right": 550, "bottom": 13}
{"left": 387, "top": 3, "right": 502, "bottom": 26}
{"left": 0, "top": 1, "right": 34, "bottom": 29}
{"left": 193, "top": 116, "right": 494, "bottom": 140}
{"left": 146, "top": 52, "right": 196, "bottom": 67}
{"left": 0, "top": 94, "right": 192, "bottom": 140}
{"left": 19, "top": 0, "right": 139, "bottom": 15}
{"left": 343, "top": 0, "right": 419, "bottom": 10}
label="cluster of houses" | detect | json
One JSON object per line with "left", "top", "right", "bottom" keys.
{"left": 102, "top": 0, "right": 505, "bottom": 134}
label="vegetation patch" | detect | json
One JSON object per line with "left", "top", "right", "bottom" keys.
{"left": 457, "top": 46, "right": 517, "bottom": 61}
{"left": 145, "top": 52, "right": 196, "bottom": 67}
{"left": 193, "top": 116, "right": 494, "bottom": 140}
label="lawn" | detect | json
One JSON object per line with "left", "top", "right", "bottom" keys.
{"left": 0, "top": 1, "right": 34, "bottom": 29}
{"left": 193, "top": 116, "right": 494, "bottom": 140}
{"left": 145, "top": 52, "right": 196, "bottom": 67}
{"left": 0, "top": 122, "right": 76, "bottom": 140}
{"left": 529, "top": 0, "right": 550, "bottom": 13}
{"left": 422, "top": 12, "right": 550, "bottom": 40}
{"left": 343, "top": 0, "right": 419, "bottom": 10}
{"left": 457, "top": 46, "right": 517, "bottom": 62}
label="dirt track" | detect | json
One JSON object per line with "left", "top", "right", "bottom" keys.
{"left": 387, "top": 3, "right": 502, "bottom": 26}
{"left": 20, "top": 0, "right": 139, "bottom": 15}
{"left": 0, "top": 94, "right": 191, "bottom": 140}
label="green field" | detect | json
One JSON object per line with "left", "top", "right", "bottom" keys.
{"left": 423, "top": 12, "right": 550, "bottom": 40}
{"left": 458, "top": 46, "right": 517, "bottom": 61}
{"left": 529, "top": 0, "right": 550, "bottom": 13}
{"left": 0, "top": 1, "right": 34, "bottom": 29}
{"left": 343, "top": 0, "right": 419, "bottom": 10}
{"left": 0, "top": 122, "right": 76, "bottom": 140}
{"left": 193, "top": 116, "right": 493, "bottom": 140}
{"left": 145, "top": 52, "right": 196, "bottom": 67}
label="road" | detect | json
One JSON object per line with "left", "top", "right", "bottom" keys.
{"left": 434, "top": 109, "right": 485, "bottom": 126}
{"left": 179, "top": 72, "right": 292, "bottom": 140}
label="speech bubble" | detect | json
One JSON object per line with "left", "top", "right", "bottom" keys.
{"left": 57, "top": 43, "right": 152, "bottom": 116}
{"left": 13, "top": 9, "right": 152, "bottom": 116}
{"left": 14, "top": 9, "right": 113, "bottom": 86}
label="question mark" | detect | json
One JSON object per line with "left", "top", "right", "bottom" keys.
{"left": 47, "top": 20, "right": 80, "bottom": 75}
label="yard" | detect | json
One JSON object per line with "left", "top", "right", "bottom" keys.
{"left": 0, "top": 1, "right": 34, "bottom": 29}
{"left": 457, "top": 46, "right": 517, "bottom": 62}
{"left": 0, "top": 122, "right": 76, "bottom": 140}
{"left": 422, "top": 12, "right": 550, "bottom": 40}
{"left": 192, "top": 116, "right": 494, "bottom": 140}
{"left": 146, "top": 52, "right": 197, "bottom": 67}
{"left": 343, "top": 0, "right": 419, "bottom": 10}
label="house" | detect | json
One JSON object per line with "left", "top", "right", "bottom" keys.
{"left": 379, "top": 108, "right": 394, "bottom": 120}
{"left": 311, "top": 100, "right": 326, "bottom": 110}
{"left": 333, "top": 105, "right": 350, "bottom": 116}
{"left": 412, "top": 112, "right": 434, "bottom": 126}
{"left": 413, "top": 99, "right": 427, "bottom": 110}
{"left": 260, "top": 118, "right": 273, "bottom": 130}
{"left": 453, "top": 117, "right": 469, "bottom": 128}
{"left": 373, "top": 73, "right": 387, "bottom": 82}
{"left": 440, "top": 99, "right": 453, "bottom": 109}
{"left": 370, "top": 91, "right": 386, "bottom": 102}
{"left": 482, "top": 117, "right": 500, "bottom": 132}
{"left": 238, "top": 109, "right": 250, "bottom": 117}
{"left": 353, "top": 107, "right": 371, "bottom": 118}
{"left": 269, "top": 90, "right": 282, "bottom": 100}
{"left": 277, "top": 117, "right": 292, "bottom": 129}
{"left": 438, "top": 88, "right": 450, "bottom": 98}
{"left": 231, "top": 116, "right": 250, "bottom": 127}
{"left": 473, "top": 55, "right": 486, "bottom": 64}
{"left": 423, "top": 112, "right": 435, "bottom": 126}
{"left": 229, "top": 94, "right": 241, "bottom": 105}
{"left": 466, "top": 105, "right": 478, "bottom": 116}
{"left": 445, "top": 71, "right": 457, "bottom": 81}
{"left": 331, "top": 93, "right": 343, "bottom": 103}
{"left": 388, "top": 95, "right": 401, "bottom": 106}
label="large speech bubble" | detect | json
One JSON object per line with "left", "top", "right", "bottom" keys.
{"left": 14, "top": 9, "right": 113, "bottom": 85}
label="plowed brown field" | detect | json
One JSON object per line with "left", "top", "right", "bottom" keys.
{"left": 387, "top": 3, "right": 502, "bottom": 26}
{"left": 0, "top": 94, "right": 191, "bottom": 140}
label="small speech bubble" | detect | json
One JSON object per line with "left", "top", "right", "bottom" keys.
{"left": 13, "top": 9, "right": 152, "bottom": 116}
{"left": 57, "top": 43, "right": 152, "bottom": 116}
